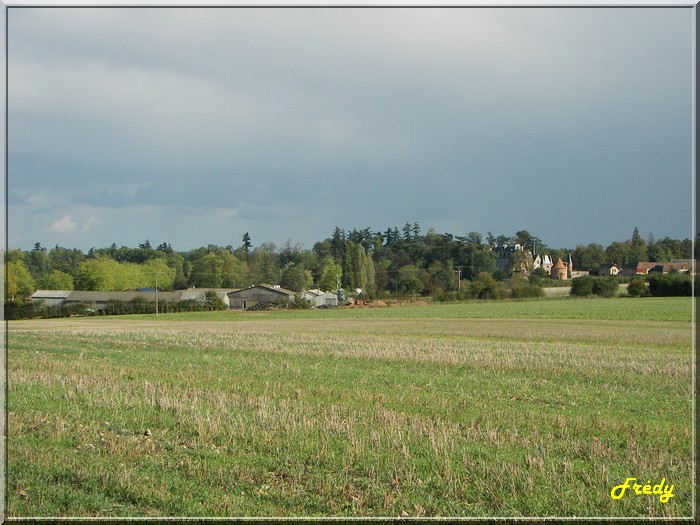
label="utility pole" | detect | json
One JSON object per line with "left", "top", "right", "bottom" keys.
{"left": 149, "top": 272, "right": 159, "bottom": 316}
{"left": 455, "top": 266, "right": 463, "bottom": 292}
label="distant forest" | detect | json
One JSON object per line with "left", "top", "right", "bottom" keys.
{"left": 4, "top": 224, "right": 696, "bottom": 302}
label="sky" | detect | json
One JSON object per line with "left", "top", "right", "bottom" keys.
{"left": 5, "top": 4, "right": 695, "bottom": 253}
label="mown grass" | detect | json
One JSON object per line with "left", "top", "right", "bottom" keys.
{"left": 123, "top": 296, "right": 692, "bottom": 323}
{"left": 6, "top": 297, "right": 694, "bottom": 518}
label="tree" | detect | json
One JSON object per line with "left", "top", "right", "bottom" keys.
{"left": 140, "top": 258, "right": 177, "bottom": 290}
{"left": 630, "top": 227, "right": 647, "bottom": 264}
{"left": 572, "top": 244, "right": 607, "bottom": 272}
{"left": 48, "top": 245, "right": 86, "bottom": 276}
{"left": 38, "top": 270, "right": 74, "bottom": 291}
{"left": 570, "top": 276, "right": 594, "bottom": 297}
{"left": 25, "top": 243, "right": 50, "bottom": 280}
{"left": 514, "top": 230, "right": 533, "bottom": 248}
{"left": 280, "top": 263, "right": 313, "bottom": 292}
{"left": 341, "top": 241, "right": 355, "bottom": 289}
{"left": 627, "top": 276, "right": 649, "bottom": 297}
{"left": 247, "top": 245, "right": 279, "bottom": 285}
{"left": 74, "top": 257, "right": 119, "bottom": 291}
{"left": 352, "top": 243, "right": 375, "bottom": 294}
{"left": 242, "top": 232, "right": 252, "bottom": 258}
{"left": 331, "top": 227, "right": 346, "bottom": 264}
{"left": 592, "top": 277, "right": 620, "bottom": 298}
{"left": 605, "top": 241, "right": 633, "bottom": 266}
{"left": 319, "top": 258, "right": 342, "bottom": 292}
{"left": 397, "top": 265, "right": 424, "bottom": 295}
{"left": 6, "top": 260, "right": 35, "bottom": 301}
{"left": 469, "top": 272, "right": 501, "bottom": 300}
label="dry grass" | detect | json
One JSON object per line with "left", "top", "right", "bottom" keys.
{"left": 6, "top": 310, "right": 693, "bottom": 517}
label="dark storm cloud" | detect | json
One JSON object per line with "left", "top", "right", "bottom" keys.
{"left": 7, "top": 6, "right": 693, "bottom": 250}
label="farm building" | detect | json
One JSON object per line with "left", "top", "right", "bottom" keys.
{"left": 30, "top": 290, "right": 72, "bottom": 307}
{"left": 61, "top": 290, "right": 183, "bottom": 310}
{"left": 179, "top": 288, "right": 233, "bottom": 308}
{"left": 228, "top": 284, "right": 296, "bottom": 310}
{"left": 299, "top": 289, "right": 339, "bottom": 308}
{"left": 30, "top": 289, "right": 234, "bottom": 310}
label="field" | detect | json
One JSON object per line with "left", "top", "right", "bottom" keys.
{"left": 6, "top": 297, "right": 695, "bottom": 518}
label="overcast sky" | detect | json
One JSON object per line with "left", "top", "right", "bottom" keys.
{"left": 6, "top": 5, "right": 694, "bottom": 252}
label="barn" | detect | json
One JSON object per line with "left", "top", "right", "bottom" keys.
{"left": 30, "top": 290, "right": 72, "bottom": 307}
{"left": 228, "top": 284, "right": 296, "bottom": 310}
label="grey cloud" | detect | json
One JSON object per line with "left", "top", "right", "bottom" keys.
{"left": 7, "top": 7, "right": 693, "bottom": 251}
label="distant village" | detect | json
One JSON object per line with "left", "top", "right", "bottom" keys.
{"left": 4, "top": 224, "right": 695, "bottom": 317}
{"left": 24, "top": 238, "right": 696, "bottom": 315}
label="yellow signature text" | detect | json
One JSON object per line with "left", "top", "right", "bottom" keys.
{"left": 610, "top": 477, "right": 674, "bottom": 503}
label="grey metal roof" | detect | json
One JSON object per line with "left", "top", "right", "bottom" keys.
{"left": 31, "top": 290, "right": 72, "bottom": 299}
{"left": 228, "top": 284, "right": 296, "bottom": 297}
{"left": 65, "top": 291, "right": 184, "bottom": 303}
{"left": 179, "top": 288, "right": 236, "bottom": 301}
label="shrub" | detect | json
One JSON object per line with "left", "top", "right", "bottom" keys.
{"left": 648, "top": 273, "right": 692, "bottom": 297}
{"left": 510, "top": 283, "right": 545, "bottom": 299}
{"left": 627, "top": 276, "right": 649, "bottom": 297}
{"left": 290, "top": 295, "right": 313, "bottom": 309}
{"left": 592, "top": 277, "right": 620, "bottom": 298}
{"left": 570, "top": 276, "right": 594, "bottom": 297}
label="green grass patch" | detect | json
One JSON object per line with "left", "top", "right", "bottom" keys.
{"left": 113, "top": 296, "right": 694, "bottom": 323}
{"left": 7, "top": 298, "right": 694, "bottom": 518}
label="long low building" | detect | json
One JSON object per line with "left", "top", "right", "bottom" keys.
{"left": 31, "top": 288, "right": 233, "bottom": 310}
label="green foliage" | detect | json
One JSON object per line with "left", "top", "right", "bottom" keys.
{"left": 572, "top": 243, "right": 607, "bottom": 272}
{"left": 38, "top": 270, "right": 75, "bottom": 291}
{"left": 280, "top": 263, "right": 313, "bottom": 293}
{"left": 571, "top": 276, "right": 621, "bottom": 298}
{"left": 203, "top": 291, "right": 227, "bottom": 311}
{"left": 397, "top": 265, "right": 425, "bottom": 295}
{"left": 4, "top": 300, "right": 90, "bottom": 320}
{"left": 290, "top": 295, "right": 313, "bottom": 309}
{"left": 647, "top": 273, "right": 693, "bottom": 297}
{"left": 9, "top": 229, "right": 694, "bottom": 301}
{"left": 247, "top": 245, "right": 279, "bottom": 286}
{"left": 6, "top": 259, "right": 36, "bottom": 301}
{"left": 189, "top": 250, "right": 246, "bottom": 288}
{"left": 468, "top": 272, "right": 504, "bottom": 300}
{"left": 591, "top": 277, "right": 620, "bottom": 298}
{"left": 627, "top": 276, "right": 649, "bottom": 297}
{"left": 570, "top": 276, "right": 594, "bottom": 297}
{"left": 509, "top": 281, "right": 545, "bottom": 299}
{"left": 319, "top": 258, "right": 342, "bottom": 292}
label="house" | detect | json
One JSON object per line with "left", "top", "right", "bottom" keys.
{"left": 669, "top": 259, "right": 695, "bottom": 274}
{"left": 599, "top": 263, "right": 622, "bottom": 277}
{"left": 533, "top": 254, "right": 554, "bottom": 273}
{"left": 228, "top": 284, "right": 296, "bottom": 310}
{"left": 624, "top": 262, "right": 660, "bottom": 276}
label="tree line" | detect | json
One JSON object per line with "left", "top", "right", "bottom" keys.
{"left": 4, "top": 224, "right": 696, "bottom": 303}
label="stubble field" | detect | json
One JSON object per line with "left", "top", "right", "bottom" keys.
{"left": 5, "top": 297, "right": 695, "bottom": 518}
